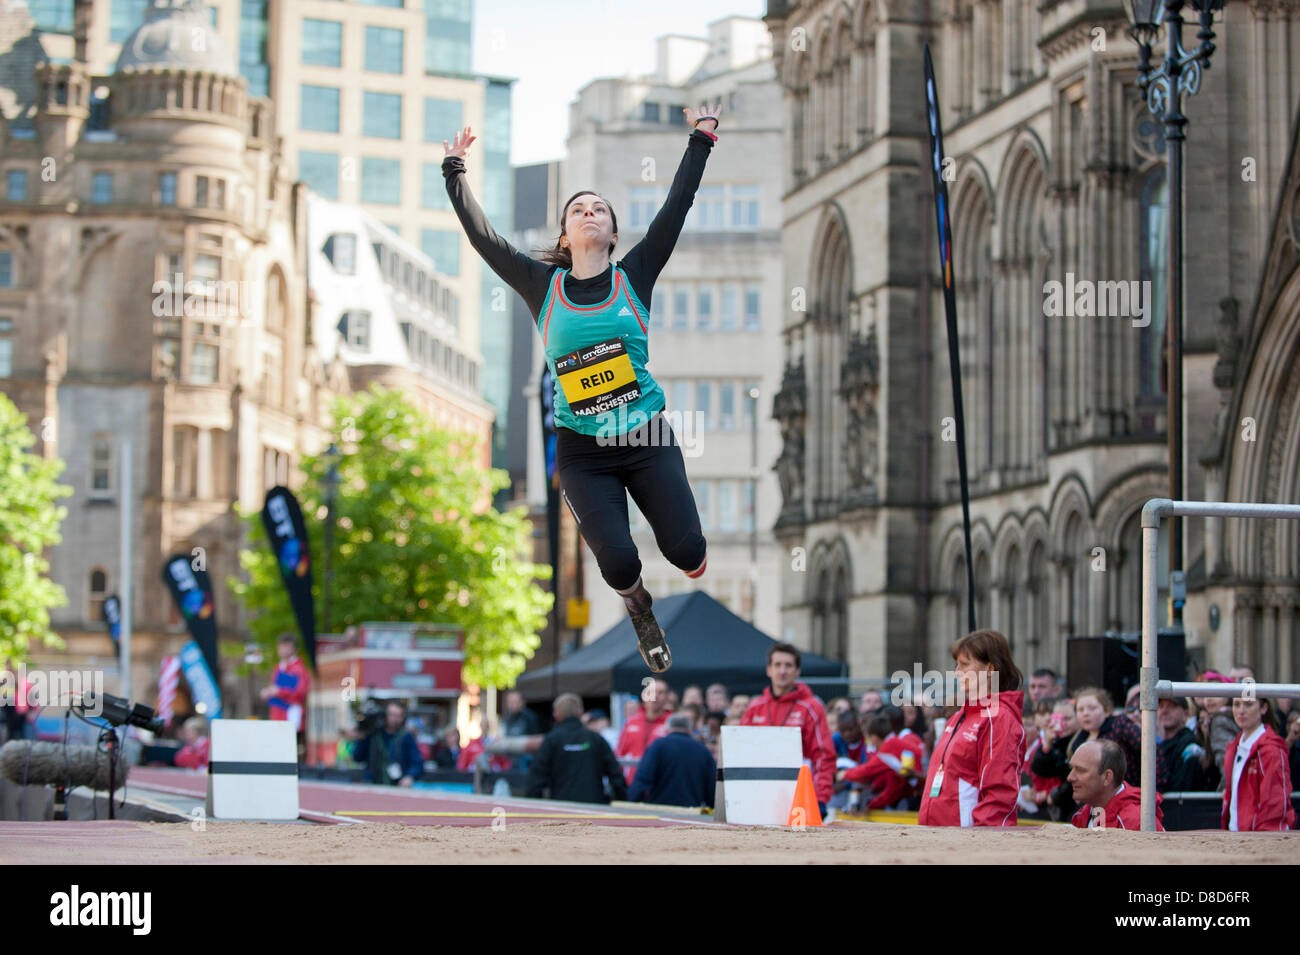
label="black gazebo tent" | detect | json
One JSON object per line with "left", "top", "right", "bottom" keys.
{"left": 515, "top": 591, "right": 849, "bottom": 701}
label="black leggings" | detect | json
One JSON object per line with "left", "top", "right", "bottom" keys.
{"left": 557, "top": 413, "right": 707, "bottom": 593}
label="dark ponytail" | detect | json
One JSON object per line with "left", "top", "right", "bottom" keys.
{"left": 534, "top": 190, "right": 619, "bottom": 269}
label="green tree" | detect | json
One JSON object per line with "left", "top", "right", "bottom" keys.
{"left": 0, "top": 394, "right": 71, "bottom": 660}
{"left": 230, "top": 386, "right": 552, "bottom": 687}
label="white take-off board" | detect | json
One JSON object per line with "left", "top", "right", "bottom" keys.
{"left": 714, "top": 725, "right": 803, "bottom": 825}
{"left": 206, "top": 719, "right": 299, "bottom": 821}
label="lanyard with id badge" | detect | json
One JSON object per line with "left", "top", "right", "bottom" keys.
{"left": 555, "top": 336, "right": 641, "bottom": 416}
{"left": 930, "top": 713, "right": 965, "bottom": 798}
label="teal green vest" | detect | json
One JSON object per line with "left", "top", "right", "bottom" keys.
{"left": 538, "top": 264, "right": 665, "bottom": 437}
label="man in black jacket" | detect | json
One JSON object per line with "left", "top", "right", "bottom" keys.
{"left": 526, "top": 693, "right": 627, "bottom": 804}
{"left": 1157, "top": 696, "right": 1210, "bottom": 791}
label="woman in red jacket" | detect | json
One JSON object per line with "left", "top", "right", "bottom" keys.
{"left": 1221, "top": 696, "right": 1295, "bottom": 831}
{"left": 918, "top": 629, "right": 1026, "bottom": 827}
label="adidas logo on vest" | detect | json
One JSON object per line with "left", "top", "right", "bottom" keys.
{"left": 618, "top": 306, "right": 633, "bottom": 316}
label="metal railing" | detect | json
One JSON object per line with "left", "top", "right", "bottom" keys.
{"left": 1139, "top": 499, "right": 1300, "bottom": 831}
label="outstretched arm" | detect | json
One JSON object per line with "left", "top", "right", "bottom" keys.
{"left": 442, "top": 126, "right": 551, "bottom": 315}
{"left": 619, "top": 104, "right": 722, "bottom": 291}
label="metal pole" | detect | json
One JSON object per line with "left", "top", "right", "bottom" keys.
{"left": 749, "top": 387, "right": 759, "bottom": 623}
{"left": 119, "top": 439, "right": 132, "bottom": 701}
{"left": 1138, "top": 497, "right": 1300, "bottom": 830}
{"left": 1163, "top": 0, "right": 1187, "bottom": 632}
{"left": 1157, "top": 680, "right": 1300, "bottom": 699}
{"left": 1140, "top": 522, "right": 1159, "bottom": 831}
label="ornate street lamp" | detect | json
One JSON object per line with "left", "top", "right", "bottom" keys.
{"left": 1125, "top": 0, "right": 1224, "bottom": 630}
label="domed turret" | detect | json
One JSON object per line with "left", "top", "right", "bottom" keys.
{"left": 114, "top": 0, "right": 237, "bottom": 77}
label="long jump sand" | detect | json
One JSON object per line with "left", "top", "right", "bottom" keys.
{"left": 8, "top": 820, "right": 1297, "bottom": 864}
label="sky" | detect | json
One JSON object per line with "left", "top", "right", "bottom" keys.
{"left": 468, "top": 0, "right": 767, "bottom": 166}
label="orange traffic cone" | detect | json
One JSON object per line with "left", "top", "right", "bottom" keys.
{"left": 786, "top": 764, "right": 823, "bottom": 827}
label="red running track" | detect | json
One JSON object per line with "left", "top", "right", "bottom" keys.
{"left": 127, "top": 766, "right": 720, "bottom": 828}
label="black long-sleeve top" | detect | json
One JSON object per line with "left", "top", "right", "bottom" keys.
{"left": 441, "top": 128, "right": 717, "bottom": 321}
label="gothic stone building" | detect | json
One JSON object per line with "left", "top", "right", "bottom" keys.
{"left": 764, "top": 0, "right": 1300, "bottom": 683}
{"left": 0, "top": 1, "right": 345, "bottom": 701}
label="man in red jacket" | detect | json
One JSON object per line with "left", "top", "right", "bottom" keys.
{"left": 741, "top": 643, "right": 835, "bottom": 810}
{"left": 616, "top": 677, "right": 671, "bottom": 784}
{"left": 1068, "top": 739, "right": 1163, "bottom": 830}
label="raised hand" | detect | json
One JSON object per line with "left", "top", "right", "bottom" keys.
{"left": 443, "top": 125, "right": 477, "bottom": 159}
{"left": 683, "top": 103, "right": 722, "bottom": 131}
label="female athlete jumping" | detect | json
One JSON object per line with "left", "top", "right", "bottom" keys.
{"left": 442, "top": 104, "right": 723, "bottom": 672}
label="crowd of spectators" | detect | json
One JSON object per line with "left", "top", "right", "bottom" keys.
{"left": 327, "top": 650, "right": 1297, "bottom": 831}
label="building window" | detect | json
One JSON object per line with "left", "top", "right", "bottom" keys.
{"left": 671, "top": 379, "right": 689, "bottom": 414}
{"left": 692, "top": 185, "right": 725, "bottom": 229}
{"left": 110, "top": 0, "right": 148, "bottom": 42}
{"left": 0, "top": 252, "right": 12, "bottom": 287}
{"left": 627, "top": 185, "right": 659, "bottom": 230}
{"left": 302, "top": 18, "right": 343, "bottom": 67}
{"left": 240, "top": 1, "right": 270, "bottom": 96}
{"left": 195, "top": 175, "right": 209, "bottom": 207}
{"left": 192, "top": 253, "right": 221, "bottom": 282}
{"left": 719, "top": 381, "right": 735, "bottom": 431}
{"left": 298, "top": 150, "right": 339, "bottom": 199}
{"left": 720, "top": 283, "right": 739, "bottom": 331}
{"left": 214, "top": 179, "right": 226, "bottom": 210}
{"left": 89, "top": 568, "right": 108, "bottom": 623}
{"left": 718, "top": 481, "right": 737, "bottom": 532}
{"left": 669, "top": 103, "right": 687, "bottom": 125}
{"left": 425, "top": 0, "right": 472, "bottom": 73}
{"left": 363, "top": 92, "right": 402, "bottom": 138}
{"left": 365, "top": 26, "right": 404, "bottom": 73}
{"left": 696, "top": 381, "right": 712, "bottom": 431}
{"left": 672, "top": 287, "right": 689, "bottom": 330}
{"left": 191, "top": 342, "right": 219, "bottom": 384}
{"left": 29, "top": 0, "right": 75, "bottom": 33}
{"left": 361, "top": 157, "right": 401, "bottom": 205}
{"left": 730, "top": 184, "right": 760, "bottom": 228}
{"left": 0, "top": 318, "right": 12, "bottom": 378}
{"left": 1140, "top": 167, "right": 1169, "bottom": 401}
{"left": 325, "top": 233, "right": 357, "bottom": 274}
{"left": 422, "top": 163, "right": 451, "bottom": 210}
{"left": 91, "top": 172, "right": 113, "bottom": 203}
{"left": 301, "top": 84, "right": 341, "bottom": 132}
{"left": 641, "top": 102, "right": 660, "bottom": 123}
{"left": 339, "top": 310, "right": 371, "bottom": 349}
{"left": 743, "top": 284, "right": 761, "bottom": 331}
{"left": 649, "top": 292, "right": 666, "bottom": 329}
{"left": 696, "top": 286, "right": 713, "bottom": 331}
{"left": 695, "top": 481, "right": 713, "bottom": 531}
{"left": 359, "top": 0, "right": 404, "bottom": 6}
{"left": 742, "top": 481, "right": 755, "bottom": 533}
{"left": 6, "top": 170, "right": 27, "bottom": 200}
{"left": 158, "top": 172, "right": 176, "bottom": 205}
{"left": 91, "top": 436, "right": 113, "bottom": 496}
{"left": 424, "top": 97, "right": 463, "bottom": 143}
{"left": 420, "top": 230, "right": 460, "bottom": 276}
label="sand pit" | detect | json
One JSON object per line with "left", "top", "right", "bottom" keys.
{"left": 13, "top": 819, "right": 1298, "bottom": 865}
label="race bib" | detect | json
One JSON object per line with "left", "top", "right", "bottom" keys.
{"left": 556, "top": 337, "right": 641, "bottom": 416}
